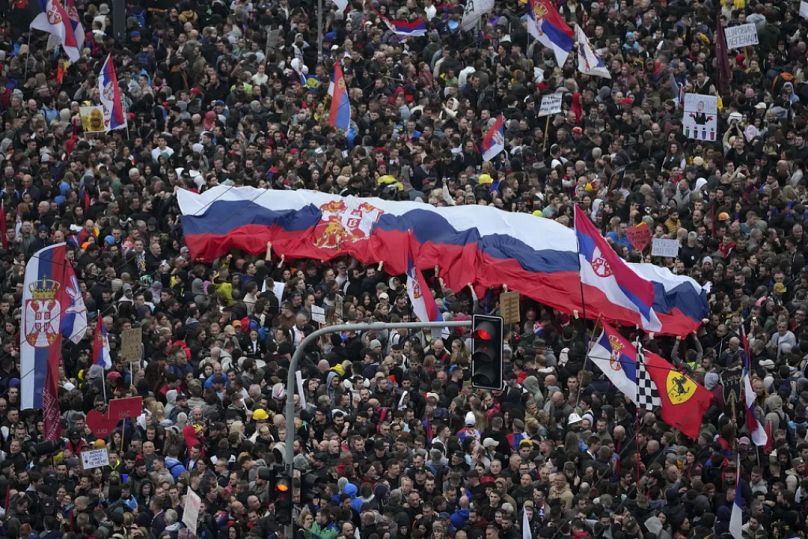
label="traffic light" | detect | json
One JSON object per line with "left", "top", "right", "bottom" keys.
{"left": 471, "top": 314, "right": 504, "bottom": 390}
{"left": 270, "top": 465, "right": 292, "bottom": 525}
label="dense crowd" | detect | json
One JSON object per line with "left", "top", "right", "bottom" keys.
{"left": 1, "top": 0, "right": 808, "bottom": 537}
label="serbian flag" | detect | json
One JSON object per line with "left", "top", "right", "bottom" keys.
{"left": 526, "top": 0, "right": 574, "bottom": 66}
{"left": 0, "top": 200, "right": 8, "bottom": 249}
{"left": 30, "top": 0, "right": 80, "bottom": 62}
{"left": 20, "top": 243, "right": 88, "bottom": 440}
{"left": 329, "top": 62, "right": 351, "bottom": 131}
{"left": 65, "top": 0, "right": 84, "bottom": 49}
{"left": 729, "top": 453, "right": 743, "bottom": 539}
{"left": 482, "top": 114, "right": 505, "bottom": 162}
{"left": 383, "top": 16, "right": 428, "bottom": 37}
{"left": 178, "top": 187, "right": 708, "bottom": 336}
{"left": 99, "top": 54, "right": 127, "bottom": 132}
{"left": 741, "top": 327, "right": 768, "bottom": 446}
{"left": 575, "top": 24, "right": 610, "bottom": 79}
{"left": 588, "top": 324, "right": 712, "bottom": 439}
{"left": 93, "top": 315, "right": 112, "bottom": 369}
{"left": 574, "top": 205, "right": 662, "bottom": 333}
{"left": 406, "top": 236, "right": 443, "bottom": 337}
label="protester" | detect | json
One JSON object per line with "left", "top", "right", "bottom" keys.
{"left": 1, "top": 0, "right": 808, "bottom": 538}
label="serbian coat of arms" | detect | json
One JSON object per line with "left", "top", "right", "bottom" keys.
{"left": 24, "top": 278, "right": 61, "bottom": 348}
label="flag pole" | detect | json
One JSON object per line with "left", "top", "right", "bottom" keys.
{"left": 23, "top": 32, "right": 32, "bottom": 81}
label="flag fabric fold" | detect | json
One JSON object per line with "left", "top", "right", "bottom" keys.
{"left": 715, "top": 12, "right": 732, "bottom": 93}
{"left": 382, "top": 17, "right": 428, "bottom": 37}
{"left": 99, "top": 54, "right": 127, "bottom": 132}
{"left": 574, "top": 205, "right": 662, "bottom": 333}
{"left": 587, "top": 324, "right": 712, "bottom": 439}
{"left": 575, "top": 24, "right": 610, "bottom": 79}
{"left": 406, "top": 233, "right": 443, "bottom": 338}
{"left": 21, "top": 243, "right": 87, "bottom": 440}
{"left": 481, "top": 114, "right": 505, "bottom": 161}
{"left": 93, "top": 315, "right": 112, "bottom": 369}
{"left": 461, "top": 0, "right": 495, "bottom": 31}
{"left": 741, "top": 327, "right": 768, "bottom": 446}
{"left": 729, "top": 454, "right": 743, "bottom": 539}
{"left": 30, "top": 0, "right": 80, "bottom": 62}
{"left": 178, "top": 187, "right": 709, "bottom": 336}
{"left": 526, "top": 0, "right": 574, "bottom": 66}
{"left": 329, "top": 62, "right": 351, "bottom": 130}
{"left": 0, "top": 201, "right": 8, "bottom": 249}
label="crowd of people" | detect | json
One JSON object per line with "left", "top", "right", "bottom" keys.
{"left": 1, "top": 0, "right": 808, "bottom": 537}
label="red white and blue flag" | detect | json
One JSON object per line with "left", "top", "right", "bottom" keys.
{"left": 406, "top": 235, "right": 443, "bottom": 334}
{"left": 526, "top": 0, "right": 574, "bottom": 66}
{"left": 329, "top": 61, "right": 351, "bottom": 131}
{"left": 93, "top": 315, "right": 112, "bottom": 369}
{"left": 64, "top": 0, "right": 84, "bottom": 50}
{"left": 383, "top": 17, "right": 428, "bottom": 37}
{"left": 729, "top": 453, "right": 743, "bottom": 539}
{"left": 20, "top": 243, "right": 88, "bottom": 440}
{"left": 574, "top": 205, "right": 662, "bottom": 333}
{"left": 30, "top": 0, "right": 80, "bottom": 62}
{"left": 741, "top": 326, "right": 769, "bottom": 447}
{"left": 99, "top": 54, "right": 127, "bottom": 132}
{"left": 179, "top": 188, "right": 708, "bottom": 336}
{"left": 482, "top": 114, "right": 505, "bottom": 162}
{"left": 587, "top": 323, "right": 712, "bottom": 439}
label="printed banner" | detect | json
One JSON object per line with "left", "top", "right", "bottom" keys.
{"left": 683, "top": 93, "right": 718, "bottom": 142}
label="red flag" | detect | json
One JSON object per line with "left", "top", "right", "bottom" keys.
{"left": 644, "top": 348, "right": 712, "bottom": 439}
{"left": 0, "top": 200, "right": 7, "bottom": 249}
{"left": 715, "top": 13, "right": 732, "bottom": 94}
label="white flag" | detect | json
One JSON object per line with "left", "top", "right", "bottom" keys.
{"left": 522, "top": 507, "right": 533, "bottom": 539}
{"left": 332, "top": 0, "right": 348, "bottom": 11}
{"left": 801, "top": 0, "right": 808, "bottom": 19}
{"left": 575, "top": 25, "right": 611, "bottom": 79}
{"left": 461, "top": 0, "right": 494, "bottom": 31}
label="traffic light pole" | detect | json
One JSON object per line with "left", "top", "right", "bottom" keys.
{"left": 282, "top": 320, "right": 471, "bottom": 533}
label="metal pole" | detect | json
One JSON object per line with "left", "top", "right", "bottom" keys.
{"left": 283, "top": 320, "right": 470, "bottom": 536}
{"left": 317, "top": 0, "right": 324, "bottom": 64}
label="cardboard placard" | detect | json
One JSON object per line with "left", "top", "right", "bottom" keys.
{"left": 311, "top": 305, "right": 326, "bottom": 324}
{"left": 81, "top": 448, "right": 110, "bottom": 470}
{"left": 683, "top": 93, "right": 718, "bottom": 142}
{"left": 80, "top": 106, "right": 106, "bottom": 133}
{"left": 120, "top": 327, "right": 142, "bottom": 362}
{"left": 626, "top": 224, "right": 652, "bottom": 252}
{"left": 500, "top": 291, "right": 521, "bottom": 325}
{"left": 109, "top": 396, "right": 143, "bottom": 420}
{"left": 724, "top": 23, "right": 758, "bottom": 49}
{"left": 538, "top": 93, "right": 563, "bottom": 117}
{"left": 182, "top": 488, "right": 202, "bottom": 535}
{"left": 651, "top": 238, "right": 680, "bottom": 258}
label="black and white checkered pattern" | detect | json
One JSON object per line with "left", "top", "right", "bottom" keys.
{"left": 635, "top": 342, "right": 661, "bottom": 411}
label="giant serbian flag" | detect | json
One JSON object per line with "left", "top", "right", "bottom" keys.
{"left": 21, "top": 243, "right": 88, "bottom": 440}
{"left": 178, "top": 187, "right": 708, "bottom": 336}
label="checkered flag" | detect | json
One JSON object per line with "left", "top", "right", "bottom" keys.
{"left": 635, "top": 341, "right": 661, "bottom": 411}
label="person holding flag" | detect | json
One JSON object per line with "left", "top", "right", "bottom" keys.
{"left": 329, "top": 61, "right": 351, "bottom": 131}
{"left": 481, "top": 114, "right": 505, "bottom": 162}
{"left": 99, "top": 54, "right": 127, "bottom": 132}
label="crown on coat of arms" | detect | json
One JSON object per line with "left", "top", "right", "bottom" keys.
{"left": 29, "top": 278, "right": 60, "bottom": 300}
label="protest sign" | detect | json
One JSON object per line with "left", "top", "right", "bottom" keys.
{"left": 651, "top": 238, "right": 680, "bottom": 258}
{"left": 311, "top": 305, "right": 326, "bottom": 324}
{"left": 538, "top": 93, "right": 563, "bottom": 117}
{"left": 627, "top": 224, "right": 652, "bottom": 252}
{"left": 500, "top": 292, "right": 521, "bottom": 325}
{"left": 80, "top": 106, "right": 106, "bottom": 133}
{"left": 683, "top": 93, "right": 717, "bottom": 142}
{"left": 81, "top": 448, "right": 110, "bottom": 470}
{"left": 724, "top": 23, "right": 758, "bottom": 49}
{"left": 120, "top": 327, "right": 142, "bottom": 362}
{"left": 183, "top": 488, "right": 202, "bottom": 535}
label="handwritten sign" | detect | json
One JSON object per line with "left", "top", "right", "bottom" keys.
{"left": 538, "top": 93, "right": 563, "bottom": 117}
{"left": 81, "top": 448, "right": 110, "bottom": 470}
{"left": 120, "top": 327, "right": 142, "bottom": 362}
{"left": 724, "top": 23, "right": 758, "bottom": 49}
{"left": 311, "top": 305, "right": 326, "bottom": 324}
{"left": 627, "top": 224, "right": 652, "bottom": 252}
{"left": 500, "top": 292, "right": 521, "bottom": 325}
{"left": 651, "top": 238, "right": 680, "bottom": 258}
{"left": 182, "top": 488, "right": 202, "bottom": 535}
